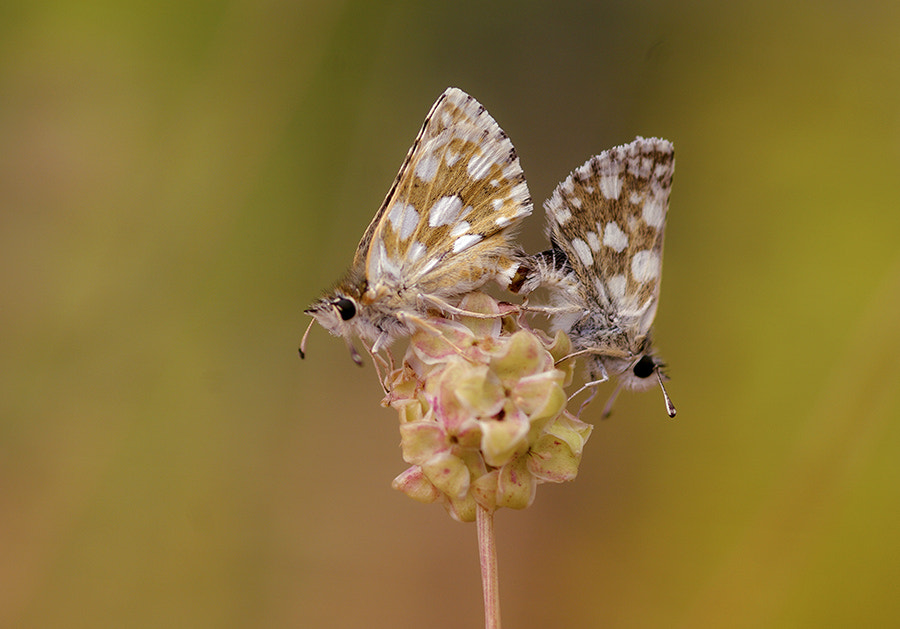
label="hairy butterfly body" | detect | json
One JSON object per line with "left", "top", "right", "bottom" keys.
{"left": 522, "top": 137, "right": 676, "bottom": 417}
{"left": 301, "top": 88, "right": 532, "bottom": 362}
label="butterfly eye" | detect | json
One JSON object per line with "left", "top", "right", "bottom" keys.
{"left": 632, "top": 355, "right": 656, "bottom": 379}
{"left": 334, "top": 298, "right": 357, "bottom": 321}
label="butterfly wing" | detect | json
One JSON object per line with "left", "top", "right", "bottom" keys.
{"left": 360, "top": 87, "right": 533, "bottom": 301}
{"left": 543, "top": 137, "right": 674, "bottom": 336}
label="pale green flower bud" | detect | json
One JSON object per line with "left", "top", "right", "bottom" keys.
{"left": 385, "top": 293, "right": 593, "bottom": 522}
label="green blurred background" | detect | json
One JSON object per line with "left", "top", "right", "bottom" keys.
{"left": 3, "top": 1, "right": 899, "bottom": 627}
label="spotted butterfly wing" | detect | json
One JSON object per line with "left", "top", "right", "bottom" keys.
{"left": 302, "top": 88, "right": 532, "bottom": 360}
{"left": 529, "top": 137, "right": 676, "bottom": 416}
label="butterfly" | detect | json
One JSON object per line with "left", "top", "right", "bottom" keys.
{"left": 300, "top": 87, "right": 533, "bottom": 365}
{"left": 517, "top": 137, "right": 676, "bottom": 417}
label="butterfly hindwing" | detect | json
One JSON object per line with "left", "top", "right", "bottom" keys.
{"left": 544, "top": 137, "right": 673, "bottom": 334}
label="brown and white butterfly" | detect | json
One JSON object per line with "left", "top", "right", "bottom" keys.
{"left": 519, "top": 137, "right": 676, "bottom": 417}
{"left": 301, "top": 87, "right": 532, "bottom": 365}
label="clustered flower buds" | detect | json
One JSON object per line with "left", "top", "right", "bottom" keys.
{"left": 384, "top": 293, "right": 593, "bottom": 522}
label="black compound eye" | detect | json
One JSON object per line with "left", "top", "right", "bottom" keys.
{"left": 334, "top": 298, "right": 356, "bottom": 321}
{"left": 633, "top": 355, "right": 656, "bottom": 379}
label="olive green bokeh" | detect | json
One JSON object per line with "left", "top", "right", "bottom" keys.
{"left": 3, "top": 1, "right": 900, "bottom": 627}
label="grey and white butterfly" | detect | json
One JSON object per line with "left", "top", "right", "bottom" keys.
{"left": 518, "top": 137, "right": 676, "bottom": 417}
{"left": 300, "top": 87, "right": 532, "bottom": 365}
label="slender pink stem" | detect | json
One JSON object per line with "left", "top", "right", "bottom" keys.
{"left": 477, "top": 504, "right": 501, "bottom": 629}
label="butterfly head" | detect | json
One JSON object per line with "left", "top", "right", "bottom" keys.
{"left": 585, "top": 346, "right": 675, "bottom": 418}
{"left": 308, "top": 293, "right": 359, "bottom": 329}
{"left": 625, "top": 353, "right": 665, "bottom": 387}
{"left": 300, "top": 290, "right": 367, "bottom": 365}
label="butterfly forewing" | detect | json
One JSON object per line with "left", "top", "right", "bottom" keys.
{"left": 365, "top": 88, "right": 531, "bottom": 298}
{"left": 532, "top": 137, "right": 676, "bottom": 416}
{"left": 304, "top": 87, "right": 532, "bottom": 357}
{"left": 545, "top": 137, "right": 673, "bottom": 335}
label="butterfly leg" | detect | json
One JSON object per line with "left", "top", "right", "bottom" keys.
{"left": 519, "top": 303, "right": 588, "bottom": 317}
{"left": 568, "top": 374, "right": 608, "bottom": 402}
{"left": 599, "top": 379, "right": 626, "bottom": 419}
{"left": 555, "top": 346, "right": 629, "bottom": 367}
{"left": 363, "top": 342, "right": 393, "bottom": 394}
{"left": 397, "top": 310, "right": 474, "bottom": 359}
{"left": 418, "top": 293, "right": 509, "bottom": 320}
{"left": 568, "top": 360, "right": 609, "bottom": 401}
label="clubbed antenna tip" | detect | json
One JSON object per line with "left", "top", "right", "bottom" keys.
{"left": 299, "top": 318, "right": 315, "bottom": 360}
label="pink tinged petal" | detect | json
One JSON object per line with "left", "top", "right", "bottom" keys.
{"left": 496, "top": 455, "right": 537, "bottom": 510}
{"left": 443, "top": 492, "right": 478, "bottom": 523}
{"left": 385, "top": 376, "right": 416, "bottom": 404}
{"left": 408, "top": 320, "right": 475, "bottom": 364}
{"left": 480, "top": 410, "right": 530, "bottom": 468}
{"left": 545, "top": 329, "right": 573, "bottom": 363}
{"left": 527, "top": 435, "right": 581, "bottom": 483}
{"left": 390, "top": 397, "right": 428, "bottom": 424}
{"left": 422, "top": 451, "right": 471, "bottom": 500}
{"left": 452, "top": 365, "right": 506, "bottom": 418}
{"left": 454, "top": 418, "right": 484, "bottom": 449}
{"left": 545, "top": 330, "right": 576, "bottom": 386}
{"left": 470, "top": 470, "right": 500, "bottom": 512}
{"left": 545, "top": 412, "right": 594, "bottom": 457}
{"left": 512, "top": 371, "right": 568, "bottom": 422}
{"left": 459, "top": 291, "right": 501, "bottom": 315}
{"left": 399, "top": 422, "right": 449, "bottom": 465}
{"left": 432, "top": 362, "right": 475, "bottom": 432}
{"left": 457, "top": 448, "right": 489, "bottom": 479}
{"left": 392, "top": 467, "right": 441, "bottom": 503}
{"left": 490, "top": 331, "right": 552, "bottom": 384}
{"left": 457, "top": 292, "right": 503, "bottom": 337}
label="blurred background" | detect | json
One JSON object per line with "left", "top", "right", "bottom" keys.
{"left": 2, "top": 1, "right": 899, "bottom": 627}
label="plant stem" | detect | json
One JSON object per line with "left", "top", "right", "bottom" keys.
{"left": 477, "top": 504, "right": 501, "bottom": 629}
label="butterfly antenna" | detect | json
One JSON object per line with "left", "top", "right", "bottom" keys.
{"left": 600, "top": 379, "right": 625, "bottom": 419}
{"left": 299, "top": 318, "right": 316, "bottom": 359}
{"left": 345, "top": 339, "right": 364, "bottom": 367}
{"left": 656, "top": 369, "right": 677, "bottom": 418}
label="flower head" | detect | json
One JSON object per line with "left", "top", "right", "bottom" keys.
{"left": 385, "top": 293, "right": 593, "bottom": 522}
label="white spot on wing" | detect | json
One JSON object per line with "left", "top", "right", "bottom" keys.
{"left": 450, "top": 221, "right": 471, "bottom": 237}
{"left": 407, "top": 241, "right": 426, "bottom": 262}
{"left": 369, "top": 239, "right": 401, "bottom": 281}
{"left": 429, "top": 195, "right": 463, "bottom": 227}
{"left": 570, "top": 238, "right": 593, "bottom": 267}
{"left": 631, "top": 250, "right": 660, "bottom": 283}
{"left": 642, "top": 196, "right": 665, "bottom": 229}
{"left": 586, "top": 231, "right": 601, "bottom": 252}
{"left": 419, "top": 257, "right": 438, "bottom": 276}
{"left": 554, "top": 206, "right": 572, "bottom": 224}
{"left": 452, "top": 233, "right": 483, "bottom": 253}
{"left": 608, "top": 274, "right": 627, "bottom": 300}
{"left": 466, "top": 153, "right": 495, "bottom": 180}
{"left": 599, "top": 174, "right": 622, "bottom": 199}
{"left": 388, "top": 202, "right": 419, "bottom": 241}
{"left": 603, "top": 221, "right": 628, "bottom": 252}
{"left": 627, "top": 215, "right": 639, "bottom": 231}
{"left": 415, "top": 152, "right": 440, "bottom": 182}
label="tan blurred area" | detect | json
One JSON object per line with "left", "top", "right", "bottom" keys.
{"left": 2, "top": 1, "right": 900, "bottom": 627}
